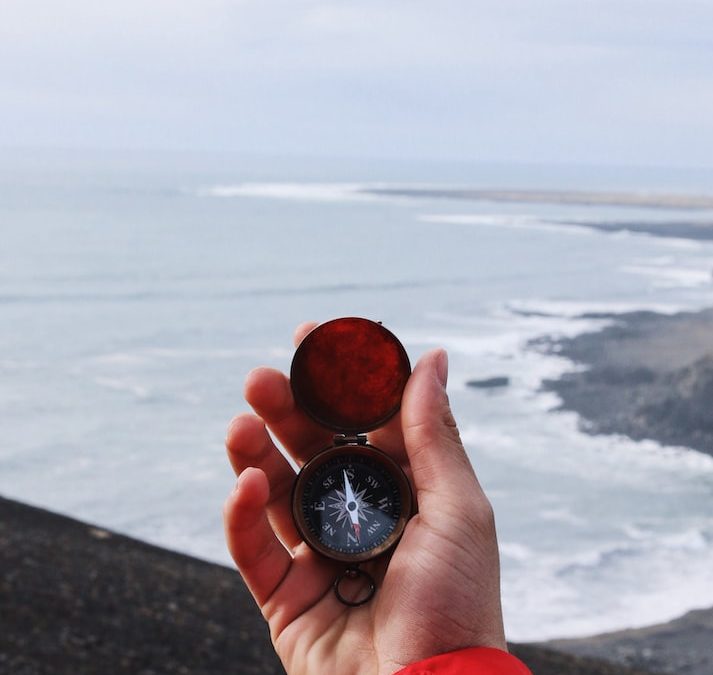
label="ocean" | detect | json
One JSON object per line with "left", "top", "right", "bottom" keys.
{"left": 1, "top": 148, "right": 713, "bottom": 641}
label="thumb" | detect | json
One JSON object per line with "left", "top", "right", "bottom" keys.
{"left": 401, "top": 349, "right": 480, "bottom": 504}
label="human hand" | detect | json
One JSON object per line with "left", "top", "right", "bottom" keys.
{"left": 224, "top": 322, "right": 506, "bottom": 675}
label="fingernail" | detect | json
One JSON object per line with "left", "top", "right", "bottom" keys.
{"left": 435, "top": 349, "right": 448, "bottom": 388}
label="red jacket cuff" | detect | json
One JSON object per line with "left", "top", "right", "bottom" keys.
{"left": 395, "top": 647, "right": 532, "bottom": 674}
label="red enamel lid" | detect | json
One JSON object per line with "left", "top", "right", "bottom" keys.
{"left": 290, "top": 318, "right": 411, "bottom": 433}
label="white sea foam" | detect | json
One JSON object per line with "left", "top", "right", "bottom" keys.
{"left": 655, "top": 236, "right": 704, "bottom": 250}
{"left": 462, "top": 416, "right": 713, "bottom": 487}
{"left": 505, "top": 298, "right": 687, "bottom": 317}
{"left": 406, "top": 307, "right": 609, "bottom": 398}
{"left": 197, "top": 182, "right": 375, "bottom": 202}
{"left": 500, "top": 542, "right": 535, "bottom": 561}
{"left": 503, "top": 547, "right": 713, "bottom": 641}
{"left": 539, "top": 507, "right": 587, "bottom": 526}
{"left": 421, "top": 213, "right": 538, "bottom": 227}
{"left": 608, "top": 228, "right": 707, "bottom": 249}
{"left": 622, "top": 263, "right": 713, "bottom": 289}
{"left": 420, "top": 212, "right": 597, "bottom": 237}
{"left": 197, "top": 182, "right": 509, "bottom": 204}
{"left": 409, "top": 310, "right": 609, "bottom": 354}
{"left": 502, "top": 516, "right": 713, "bottom": 640}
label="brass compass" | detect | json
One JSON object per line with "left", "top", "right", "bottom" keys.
{"left": 290, "top": 317, "right": 413, "bottom": 605}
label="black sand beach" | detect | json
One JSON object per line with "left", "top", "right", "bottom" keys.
{"left": 1, "top": 496, "right": 653, "bottom": 675}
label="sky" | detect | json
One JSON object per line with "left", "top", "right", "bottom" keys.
{"left": 1, "top": 0, "right": 713, "bottom": 166}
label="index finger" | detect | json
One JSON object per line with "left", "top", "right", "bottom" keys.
{"left": 245, "top": 367, "right": 334, "bottom": 463}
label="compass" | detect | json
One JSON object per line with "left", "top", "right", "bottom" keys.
{"left": 294, "top": 445, "right": 411, "bottom": 563}
{"left": 290, "top": 317, "right": 413, "bottom": 605}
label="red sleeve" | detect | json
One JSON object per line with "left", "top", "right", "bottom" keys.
{"left": 395, "top": 647, "right": 532, "bottom": 674}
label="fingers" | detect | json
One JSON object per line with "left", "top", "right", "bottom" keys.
{"left": 224, "top": 467, "right": 293, "bottom": 606}
{"left": 224, "top": 467, "right": 340, "bottom": 639}
{"left": 261, "top": 546, "right": 340, "bottom": 640}
{"left": 293, "top": 321, "right": 318, "bottom": 347}
{"left": 400, "top": 349, "right": 483, "bottom": 506}
{"left": 244, "top": 367, "right": 334, "bottom": 462}
{"left": 225, "top": 413, "right": 302, "bottom": 548}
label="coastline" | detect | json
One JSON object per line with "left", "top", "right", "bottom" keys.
{"left": 363, "top": 187, "right": 713, "bottom": 240}
{"left": 526, "top": 305, "right": 713, "bottom": 674}
{"left": 1, "top": 496, "right": 651, "bottom": 675}
{"left": 5, "top": 309, "right": 713, "bottom": 674}
{"left": 363, "top": 187, "right": 713, "bottom": 211}
{"left": 544, "top": 607, "right": 713, "bottom": 675}
{"left": 534, "top": 308, "right": 713, "bottom": 456}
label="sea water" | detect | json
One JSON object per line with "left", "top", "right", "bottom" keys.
{"left": 1, "top": 149, "right": 713, "bottom": 640}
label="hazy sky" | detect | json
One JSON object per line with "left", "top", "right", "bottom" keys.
{"left": 2, "top": 1, "right": 712, "bottom": 166}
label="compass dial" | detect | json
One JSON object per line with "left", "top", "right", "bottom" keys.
{"left": 293, "top": 445, "right": 412, "bottom": 563}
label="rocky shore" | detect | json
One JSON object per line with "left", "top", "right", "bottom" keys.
{"left": 5, "top": 309, "right": 712, "bottom": 675}
{"left": 0, "top": 496, "right": 281, "bottom": 675}
{"left": 527, "top": 305, "right": 713, "bottom": 674}
{"left": 1, "top": 496, "right": 651, "bottom": 675}
{"left": 545, "top": 607, "right": 713, "bottom": 675}
{"left": 535, "top": 308, "right": 713, "bottom": 456}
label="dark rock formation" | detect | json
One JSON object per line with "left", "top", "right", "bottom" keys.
{"left": 535, "top": 309, "right": 713, "bottom": 455}
{"left": 0, "top": 496, "right": 658, "bottom": 675}
{"left": 467, "top": 376, "right": 511, "bottom": 389}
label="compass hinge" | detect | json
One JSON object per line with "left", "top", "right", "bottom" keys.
{"left": 333, "top": 433, "right": 367, "bottom": 446}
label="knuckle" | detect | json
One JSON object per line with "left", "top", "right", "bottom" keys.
{"left": 222, "top": 495, "right": 234, "bottom": 521}
{"left": 225, "top": 413, "right": 261, "bottom": 447}
{"left": 441, "top": 405, "right": 459, "bottom": 431}
{"left": 443, "top": 490, "right": 494, "bottom": 535}
{"left": 472, "top": 496, "right": 495, "bottom": 532}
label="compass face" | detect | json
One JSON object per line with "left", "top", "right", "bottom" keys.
{"left": 293, "top": 445, "right": 412, "bottom": 563}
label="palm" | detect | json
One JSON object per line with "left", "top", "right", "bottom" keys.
{"left": 224, "top": 325, "right": 506, "bottom": 675}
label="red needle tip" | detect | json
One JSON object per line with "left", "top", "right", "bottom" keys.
{"left": 353, "top": 523, "right": 361, "bottom": 542}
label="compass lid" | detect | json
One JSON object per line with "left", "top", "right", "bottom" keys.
{"left": 290, "top": 317, "right": 411, "bottom": 433}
